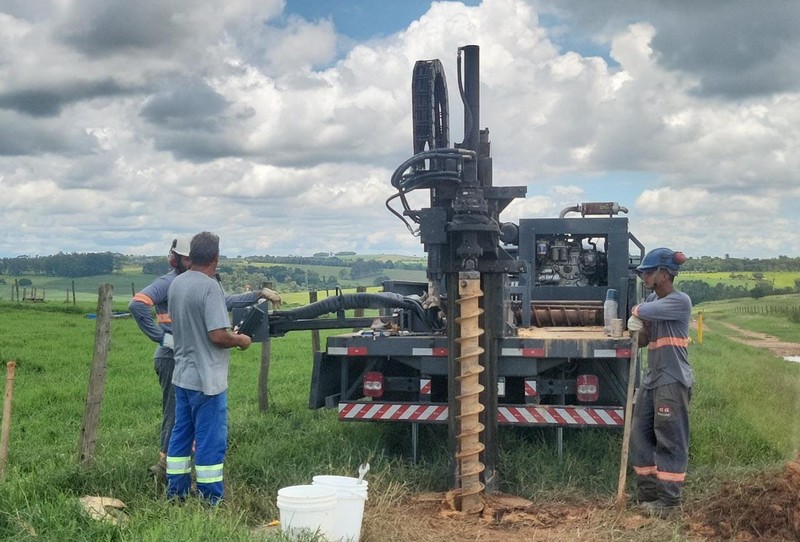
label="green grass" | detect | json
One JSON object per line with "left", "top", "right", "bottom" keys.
{"left": 0, "top": 299, "right": 798, "bottom": 540}
{"left": 678, "top": 270, "right": 800, "bottom": 289}
{"left": 696, "top": 294, "right": 800, "bottom": 343}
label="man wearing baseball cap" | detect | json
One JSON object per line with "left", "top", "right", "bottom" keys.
{"left": 627, "top": 247, "right": 693, "bottom": 518}
{"left": 130, "top": 237, "right": 283, "bottom": 482}
{"left": 130, "top": 237, "right": 193, "bottom": 481}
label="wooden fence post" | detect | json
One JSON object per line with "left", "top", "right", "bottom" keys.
{"left": 77, "top": 284, "right": 113, "bottom": 466}
{"left": 0, "top": 361, "right": 17, "bottom": 482}
{"left": 697, "top": 310, "right": 703, "bottom": 344}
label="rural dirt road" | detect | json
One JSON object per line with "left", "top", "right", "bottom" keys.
{"left": 714, "top": 321, "right": 800, "bottom": 358}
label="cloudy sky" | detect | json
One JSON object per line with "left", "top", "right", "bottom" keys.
{"left": 1, "top": 0, "right": 798, "bottom": 259}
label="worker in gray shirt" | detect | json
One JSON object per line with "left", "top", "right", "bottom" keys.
{"left": 165, "top": 232, "right": 278, "bottom": 504}
{"left": 627, "top": 247, "right": 693, "bottom": 518}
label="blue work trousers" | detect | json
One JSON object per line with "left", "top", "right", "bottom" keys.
{"left": 166, "top": 386, "right": 228, "bottom": 504}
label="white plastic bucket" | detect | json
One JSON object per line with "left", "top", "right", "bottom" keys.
{"left": 312, "top": 475, "right": 368, "bottom": 542}
{"left": 276, "top": 484, "right": 337, "bottom": 540}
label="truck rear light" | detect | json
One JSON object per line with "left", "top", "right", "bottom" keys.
{"left": 363, "top": 371, "right": 384, "bottom": 398}
{"left": 576, "top": 374, "right": 599, "bottom": 402}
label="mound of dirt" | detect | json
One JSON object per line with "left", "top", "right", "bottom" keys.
{"left": 688, "top": 455, "right": 800, "bottom": 541}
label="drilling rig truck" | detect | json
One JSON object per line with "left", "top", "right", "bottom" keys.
{"left": 238, "top": 45, "right": 643, "bottom": 508}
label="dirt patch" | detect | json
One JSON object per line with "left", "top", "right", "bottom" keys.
{"left": 364, "top": 460, "right": 800, "bottom": 542}
{"left": 367, "top": 492, "right": 668, "bottom": 542}
{"left": 686, "top": 455, "right": 800, "bottom": 541}
{"left": 711, "top": 321, "right": 800, "bottom": 358}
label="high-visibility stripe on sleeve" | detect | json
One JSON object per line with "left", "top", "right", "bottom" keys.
{"left": 634, "top": 465, "right": 657, "bottom": 476}
{"left": 132, "top": 293, "right": 154, "bottom": 306}
{"left": 649, "top": 336, "right": 690, "bottom": 349}
{"left": 195, "top": 464, "right": 224, "bottom": 484}
{"left": 657, "top": 470, "right": 686, "bottom": 483}
{"left": 156, "top": 313, "right": 172, "bottom": 324}
{"left": 166, "top": 456, "right": 192, "bottom": 475}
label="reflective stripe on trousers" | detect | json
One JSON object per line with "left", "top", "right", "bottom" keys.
{"left": 166, "top": 387, "right": 228, "bottom": 504}
{"left": 630, "top": 382, "right": 691, "bottom": 506}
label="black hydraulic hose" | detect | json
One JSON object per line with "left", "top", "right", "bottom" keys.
{"left": 271, "top": 292, "right": 428, "bottom": 323}
{"left": 390, "top": 148, "right": 474, "bottom": 188}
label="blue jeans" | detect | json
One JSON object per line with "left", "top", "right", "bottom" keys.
{"left": 166, "top": 387, "right": 228, "bottom": 504}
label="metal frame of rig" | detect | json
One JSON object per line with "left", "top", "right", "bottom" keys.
{"left": 234, "top": 45, "right": 645, "bottom": 513}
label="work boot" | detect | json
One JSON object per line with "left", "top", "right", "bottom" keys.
{"left": 640, "top": 499, "right": 680, "bottom": 519}
{"left": 632, "top": 476, "right": 658, "bottom": 504}
{"left": 148, "top": 456, "right": 167, "bottom": 485}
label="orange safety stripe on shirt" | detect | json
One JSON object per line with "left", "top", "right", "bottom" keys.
{"left": 648, "top": 336, "right": 690, "bottom": 349}
{"left": 656, "top": 470, "right": 686, "bottom": 483}
{"left": 132, "top": 293, "right": 154, "bottom": 306}
{"left": 156, "top": 313, "right": 172, "bottom": 324}
{"left": 633, "top": 465, "right": 657, "bottom": 476}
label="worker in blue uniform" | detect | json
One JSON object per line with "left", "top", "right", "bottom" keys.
{"left": 166, "top": 232, "right": 276, "bottom": 504}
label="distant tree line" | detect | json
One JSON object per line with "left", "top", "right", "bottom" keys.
{"left": 679, "top": 278, "right": 800, "bottom": 305}
{"left": 0, "top": 253, "right": 116, "bottom": 277}
{"left": 683, "top": 255, "right": 800, "bottom": 273}
{"left": 245, "top": 254, "right": 425, "bottom": 271}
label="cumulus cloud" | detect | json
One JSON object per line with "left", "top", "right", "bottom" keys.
{"left": 0, "top": 0, "right": 798, "bottom": 259}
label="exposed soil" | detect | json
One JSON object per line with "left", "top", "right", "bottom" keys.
{"left": 365, "top": 455, "right": 800, "bottom": 541}
{"left": 361, "top": 320, "right": 800, "bottom": 541}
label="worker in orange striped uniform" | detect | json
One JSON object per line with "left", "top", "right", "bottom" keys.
{"left": 129, "top": 237, "right": 193, "bottom": 481}
{"left": 627, "top": 247, "right": 692, "bottom": 518}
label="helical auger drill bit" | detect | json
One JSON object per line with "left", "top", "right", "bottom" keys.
{"left": 454, "top": 271, "right": 486, "bottom": 514}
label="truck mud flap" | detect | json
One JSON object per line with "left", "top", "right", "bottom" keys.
{"left": 309, "top": 351, "right": 340, "bottom": 409}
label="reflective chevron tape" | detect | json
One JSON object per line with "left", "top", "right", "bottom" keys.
{"left": 339, "top": 403, "right": 624, "bottom": 426}
{"left": 419, "top": 378, "right": 431, "bottom": 396}
{"left": 498, "top": 406, "right": 624, "bottom": 426}
{"left": 339, "top": 403, "right": 448, "bottom": 422}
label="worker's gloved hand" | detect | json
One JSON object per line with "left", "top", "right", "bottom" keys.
{"left": 160, "top": 333, "right": 174, "bottom": 350}
{"left": 627, "top": 315, "right": 644, "bottom": 332}
{"left": 260, "top": 287, "right": 282, "bottom": 309}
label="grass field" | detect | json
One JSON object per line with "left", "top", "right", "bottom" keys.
{"left": 678, "top": 271, "right": 800, "bottom": 290}
{"left": 0, "top": 296, "right": 798, "bottom": 540}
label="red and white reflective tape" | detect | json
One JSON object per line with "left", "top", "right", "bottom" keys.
{"left": 327, "top": 346, "right": 368, "bottom": 356}
{"left": 411, "top": 347, "right": 448, "bottom": 357}
{"left": 501, "top": 347, "right": 545, "bottom": 357}
{"left": 502, "top": 347, "right": 631, "bottom": 358}
{"left": 498, "top": 405, "right": 624, "bottom": 426}
{"left": 524, "top": 380, "right": 537, "bottom": 397}
{"left": 594, "top": 348, "right": 632, "bottom": 358}
{"left": 419, "top": 378, "right": 432, "bottom": 395}
{"left": 339, "top": 403, "right": 448, "bottom": 422}
{"left": 339, "top": 403, "right": 624, "bottom": 426}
